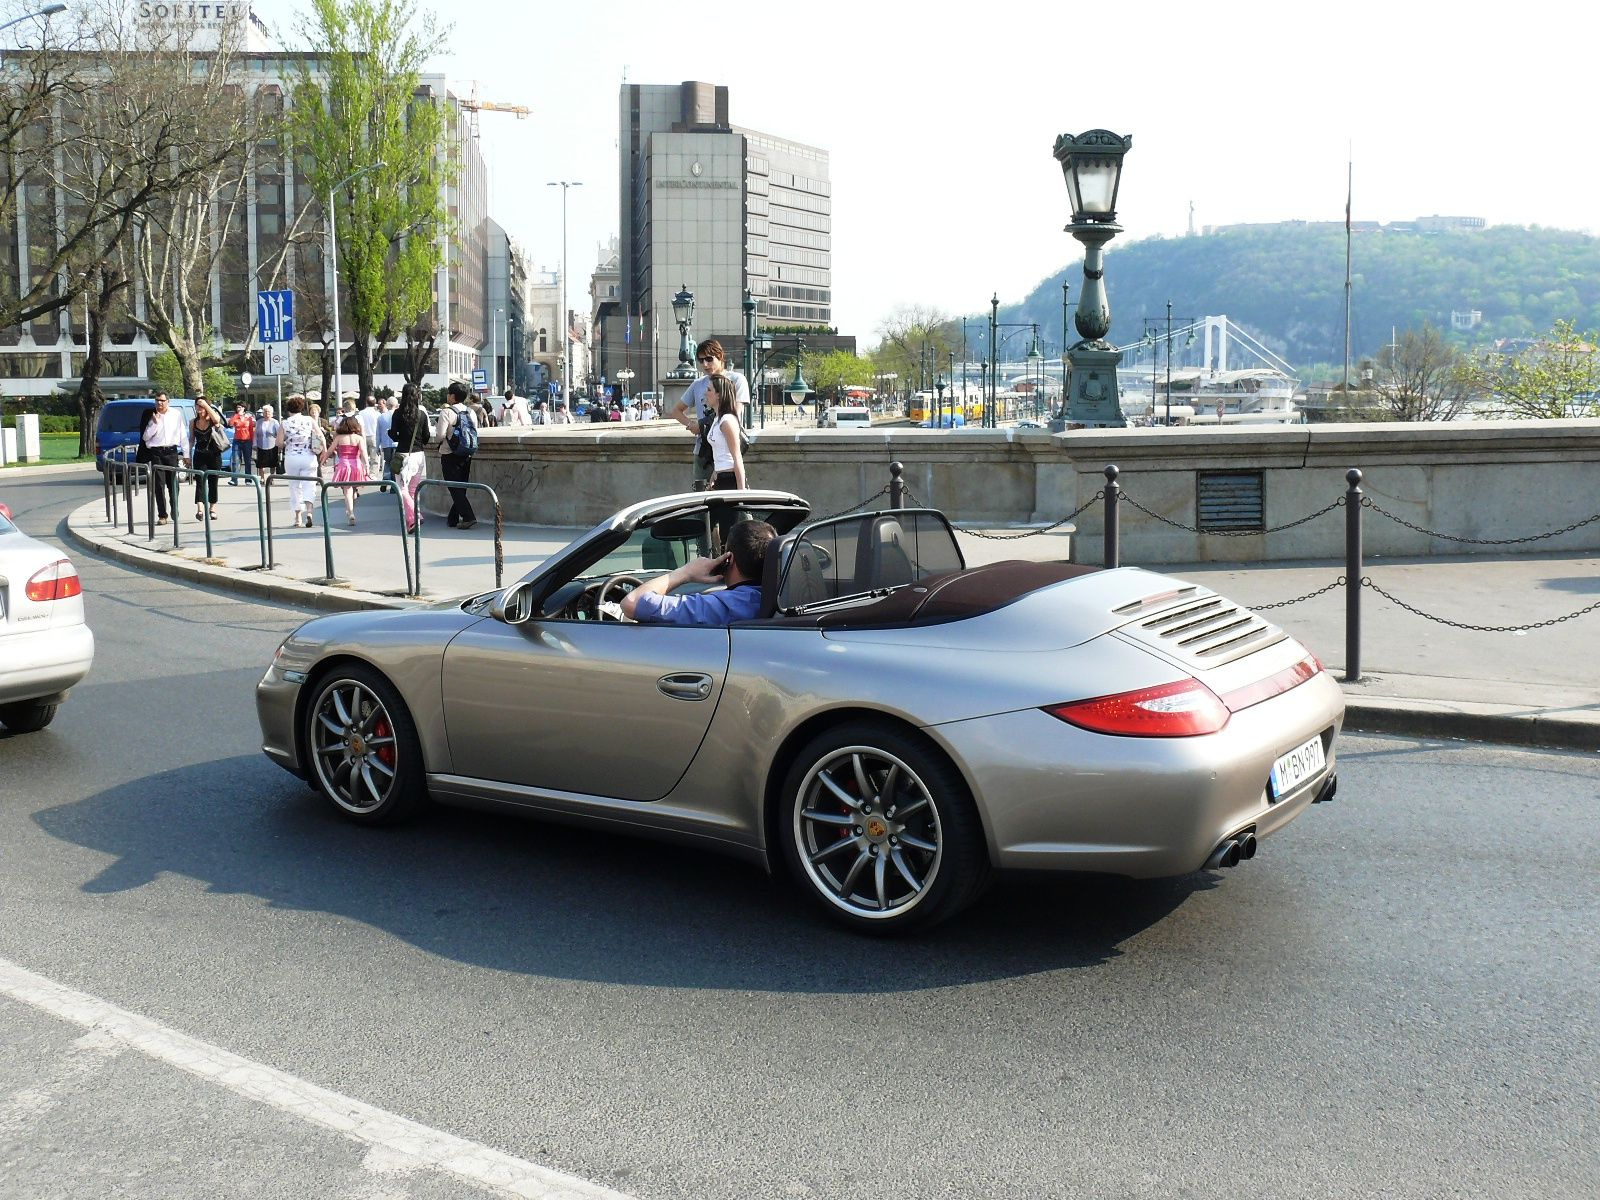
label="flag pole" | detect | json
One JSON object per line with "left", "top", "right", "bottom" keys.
{"left": 1343, "top": 150, "right": 1353, "bottom": 397}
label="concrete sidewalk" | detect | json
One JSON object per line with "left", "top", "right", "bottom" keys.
{"left": 65, "top": 473, "right": 1600, "bottom": 752}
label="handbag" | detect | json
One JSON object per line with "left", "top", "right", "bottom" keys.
{"left": 209, "top": 422, "right": 228, "bottom": 452}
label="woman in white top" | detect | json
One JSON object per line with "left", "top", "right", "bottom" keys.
{"left": 706, "top": 374, "right": 747, "bottom": 491}
{"left": 276, "top": 396, "right": 324, "bottom": 527}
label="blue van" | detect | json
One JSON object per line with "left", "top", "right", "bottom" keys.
{"left": 95, "top": 397, "right": 236, "bottom": 478}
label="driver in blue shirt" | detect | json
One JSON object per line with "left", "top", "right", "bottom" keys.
{"left": 623, "top": 520, "right": 775, "bottom": 625}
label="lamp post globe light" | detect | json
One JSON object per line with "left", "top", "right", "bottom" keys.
{"left": 785, "top": 339, "right": 813, "bottom": 421}
{"left": 1053, "top": 129, "right": 1132, "bottom": 429}
{"left": 668, "top": 284, "right": 696, "bottom": 381}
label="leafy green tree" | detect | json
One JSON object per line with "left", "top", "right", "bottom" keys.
{"left": 1371, "top": 324, "right": 1478, "bottom": 421}
{"left": 806, "top": 350, "right": 872, "bottom": 398}
{"left": 148, "top": 350, "right": 237, "bottom": 403}
{"left": 290, "top": 0, "right": 449, "bottom": 399}
{"left": 1468, "top": 318, "right": 1600, "bottom": 419}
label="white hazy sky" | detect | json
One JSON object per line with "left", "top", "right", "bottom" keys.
{"left": 261, "top": 0, "right": 1597, "bottom": 343}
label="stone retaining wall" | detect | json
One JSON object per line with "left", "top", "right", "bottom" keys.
{"left": 426, "top": 418, "right": 1600, "bottom": 563}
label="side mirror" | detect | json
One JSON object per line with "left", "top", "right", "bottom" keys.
{"left": 491, "top": 581, "right": 539, "bottom": 625}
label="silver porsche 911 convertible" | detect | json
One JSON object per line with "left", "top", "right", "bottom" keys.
{"left": 258, "top": 490, "right": 1343, "bottom": 934}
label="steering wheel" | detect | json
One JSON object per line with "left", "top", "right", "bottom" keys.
{"left": 595, "top": 573, "right": 644, "bottom": 619}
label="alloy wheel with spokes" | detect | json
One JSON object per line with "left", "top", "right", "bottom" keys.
{"left": 781, "top": 722, "right": 988, "bottom": 933}
{"left": 305, "top": 665, "right": 425, "bottom": 823}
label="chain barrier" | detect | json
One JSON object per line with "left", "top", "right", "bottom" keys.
{"left": 807, "top": 482, "right": 894, "bottom": 525}
{"left": 1119, "top": 492, "right": 1346, "bottom": 536}
{"left": 1252, "top": 577, "right": 1347, "bottom": 611}
{"left": 1362, "top": 577, "right": 1600, "bottom": 633}
{"left": 1361, "top": 496, "right": 1600, "bottom": 546}
{"left": 898, "top": 484, "right": 1104, "bottom": 538}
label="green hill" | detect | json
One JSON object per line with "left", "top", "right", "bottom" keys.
{"left": 996, "top": 223, "right": 1600, "bottom": 371}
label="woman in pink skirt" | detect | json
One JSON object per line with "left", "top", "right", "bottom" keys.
{"left": 329, "top": 414, "right": 368, "bottom": 525}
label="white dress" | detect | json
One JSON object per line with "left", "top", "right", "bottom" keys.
{"left": 280, "top": 414, "right": 321, "bottom": 510}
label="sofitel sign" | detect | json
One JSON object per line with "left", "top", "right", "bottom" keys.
{"left": 136, "top": 3, "right": 249, "bottom": 22}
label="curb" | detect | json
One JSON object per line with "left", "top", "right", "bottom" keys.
{"left": 64, "top": 511, "right": 411, "bottom": 614}
{"left": 1342, "top": 697, "right": 1598, "bottom": 754}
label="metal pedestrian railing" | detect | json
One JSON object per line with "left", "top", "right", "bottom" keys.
{"left": 262, "top": 473, "right": 413, "bottom": 593}
{"left": 410, "top": 478, "right": 504, "bottom": 595}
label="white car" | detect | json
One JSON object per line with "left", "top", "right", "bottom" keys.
{"left": 0, "top": 501, "right": 94, "bottom": 732}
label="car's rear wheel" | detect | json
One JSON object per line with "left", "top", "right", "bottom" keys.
{"left": 303, "top": 664, "right": 425, "bottom": 824}
{"left": 779, "top": 722, "right": 989, "bottom": 934}
{"left": 0, "top": 699, "right": 59, "bottom": 733}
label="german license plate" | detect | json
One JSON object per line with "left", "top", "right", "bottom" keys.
{"left": 1269, "top": 735, "right": 1325, "bottom": 800}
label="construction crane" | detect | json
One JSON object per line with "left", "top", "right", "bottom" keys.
{"left": 461, "top": 82, "right": 530, "bottom": 139}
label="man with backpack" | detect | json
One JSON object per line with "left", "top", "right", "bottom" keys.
{"left": 435, "top": 381, "right": 480, "bottom": 530}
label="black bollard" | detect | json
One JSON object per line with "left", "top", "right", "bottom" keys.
{"left": 1345, "top": 468, "right": 1363, "bottom": 682}
{"left": 1103, "top": 464, "right": 1120, "bottom": 568}
{"left": 888, "top": 461, "right": 905, "bottom": 509}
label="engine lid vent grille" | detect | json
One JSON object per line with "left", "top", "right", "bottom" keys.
{"left": 1117, "top": 589, "right": 1286, "bottom": 668}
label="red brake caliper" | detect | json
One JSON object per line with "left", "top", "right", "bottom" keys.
{"left": 374, "top": 715, "right": 395, "bottom": 768}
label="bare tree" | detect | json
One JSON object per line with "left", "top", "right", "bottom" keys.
{"left": 1370, "top": 324, "right": 1478, "bottom": 421}
{"left": 874, "top": 304, "right": 955, "bottom": 395}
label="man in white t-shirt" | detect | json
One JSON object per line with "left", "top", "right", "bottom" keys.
{"left": 357, "top": 396, "right": 382, "bottom": 475}
{"left": 497, "top": 388, "right": 531, "bottom": 427}
{"left": 670, "top": 338, "right": 749, "bottom": 486}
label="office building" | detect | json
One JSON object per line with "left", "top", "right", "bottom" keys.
{"left": 618, "top": 81, "right": 831, "bottom": 391}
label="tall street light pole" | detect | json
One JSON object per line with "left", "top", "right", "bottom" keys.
{"left": 492, "top": 307, "right": 504, "bottom": 393}
{"left": 988, "top": 294, "right": 999, "bottom": 428}
{"left": 1060, "top": 281, "right": 1071, "bottom": 417}
{"left": 328, "top": 161, "right": 386, "bottom": 405}
{"left": 0, "top": 4, "right": 65, "bottom": 36}
{"left": 547, "top": 180, "right": 582, "bottom": 409}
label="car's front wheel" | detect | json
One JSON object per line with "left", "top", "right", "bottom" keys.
{"left": 303, "top": 665, "right": 426, "bottom": 824}
{"left": 0, "top": 699, "right": 59, "bottom": 733}
{"left": 778, "top": 722, "right": 989, "bottom": 934}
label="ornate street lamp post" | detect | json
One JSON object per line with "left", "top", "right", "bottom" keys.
{"left": 1054, "top": 129, "right": 1132, "bottom": 429}
{"left": 667, "top": 284, "right": 696, "bottom": 380}
{"left": 1026, "top": 326, "right": 1043, "bottom": 418}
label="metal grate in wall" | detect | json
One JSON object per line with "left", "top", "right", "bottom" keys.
{"left": 1196, "top": 470, "right": 1265, "bottom": 532}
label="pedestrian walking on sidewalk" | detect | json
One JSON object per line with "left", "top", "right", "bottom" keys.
{"left": 330, "top": 414, "right": 368, "bottom": 526}
{"left": 278, "top": 397, "right": 324, "bottom": 529}
{"left": 228, "top": 401, "right": 255, "bottom": 482}
{"left": 138, "top": 391, "right": 189, "bottom": 525}
{"left": 254, "top": 404, "right": 280, "bottom": 481}
{"left": 435, "top": 381, "right": 479, "bottom": 530}
{"left": 189, "top": 396, "right": 226, "bottom": 520}
{"left": 389, "top": 383, "right": 428, "bottom": 532}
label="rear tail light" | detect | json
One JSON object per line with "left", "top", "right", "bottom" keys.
{"left": 25, "top": 560, "right": 83, "bottom": 602}
{"left": 1044, "top": 678, "right": 1230, "bottom": 738}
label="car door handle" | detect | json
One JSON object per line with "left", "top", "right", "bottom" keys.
{"left": 657, "top": 673, "right": 714, "bottom": 701}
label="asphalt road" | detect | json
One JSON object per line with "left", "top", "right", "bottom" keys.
{"left": 2, "top": 471, "right": 1597, "bottom": 1200}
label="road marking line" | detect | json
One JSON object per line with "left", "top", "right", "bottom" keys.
{"left": 0, "top": 957, "right": 637, "bottom": 1200}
